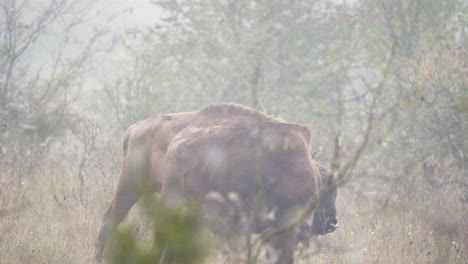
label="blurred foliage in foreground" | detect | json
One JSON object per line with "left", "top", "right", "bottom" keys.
{"left": 107, "top": 194, "right": 210, "bottom": 264}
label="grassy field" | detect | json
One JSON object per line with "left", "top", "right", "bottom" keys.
{"left": 1, "top": 142, "right": 466, "bottom": 264}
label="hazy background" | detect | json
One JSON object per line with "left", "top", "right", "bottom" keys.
{"left": 0, "top": 0, "right": 466, "bottom": 263}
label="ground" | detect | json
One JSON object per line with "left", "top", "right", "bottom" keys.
{"left": 0, "top": 142, "right": 466, "bottom": 264}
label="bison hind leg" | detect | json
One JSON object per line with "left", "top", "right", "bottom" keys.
{"left": 95, "top": 184, "right": 142, "bottom": 262}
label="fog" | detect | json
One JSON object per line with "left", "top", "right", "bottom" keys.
{"left": 1, "top": 0, "right": 466, "bottom": 263}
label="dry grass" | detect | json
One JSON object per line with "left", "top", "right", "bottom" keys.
{"left": 1, "top": 144, "right": 466, "bottom": 264}
{"left": 319, "top": 189, "right": 467, "bottom": 264}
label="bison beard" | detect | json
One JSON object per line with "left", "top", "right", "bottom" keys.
{"left": 96, "top": 103, "right": 338, "bottom": 264}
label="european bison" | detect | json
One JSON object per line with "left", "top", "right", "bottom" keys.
{"left": 96, "top": 103, "right": 338, "bottom": 263}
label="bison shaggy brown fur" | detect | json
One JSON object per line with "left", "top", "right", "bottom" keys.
{"left": 96, "top": 103, "right": 337, "bottom": 264}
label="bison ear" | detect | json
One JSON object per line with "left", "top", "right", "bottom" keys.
{"left": 311, "top": 146, "right": 324, "bottom": 160}
{"left": 312, "top": 150, "right": 318, "bottom": 159}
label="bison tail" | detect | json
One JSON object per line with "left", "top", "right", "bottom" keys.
{"left": 122, "top": 129, "right": 131, "bottom": 156}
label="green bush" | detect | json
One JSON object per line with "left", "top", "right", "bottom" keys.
{"left": 107, "top": 194, "right": 210, "bottom": 264}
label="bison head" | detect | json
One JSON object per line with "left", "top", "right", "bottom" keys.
{"left": 297, "top": 165, "right": 338, "bottom": 245}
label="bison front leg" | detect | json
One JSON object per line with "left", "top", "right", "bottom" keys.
{"left": 265, "top": 227, "right": 296, "bottom": 264}
{"left": 264, "top": 206, "right": 300, "bottom": 264}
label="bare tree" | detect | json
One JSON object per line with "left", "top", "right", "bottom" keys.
{"left": 0, "top": 0, "right": 108, "bottom": 208}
